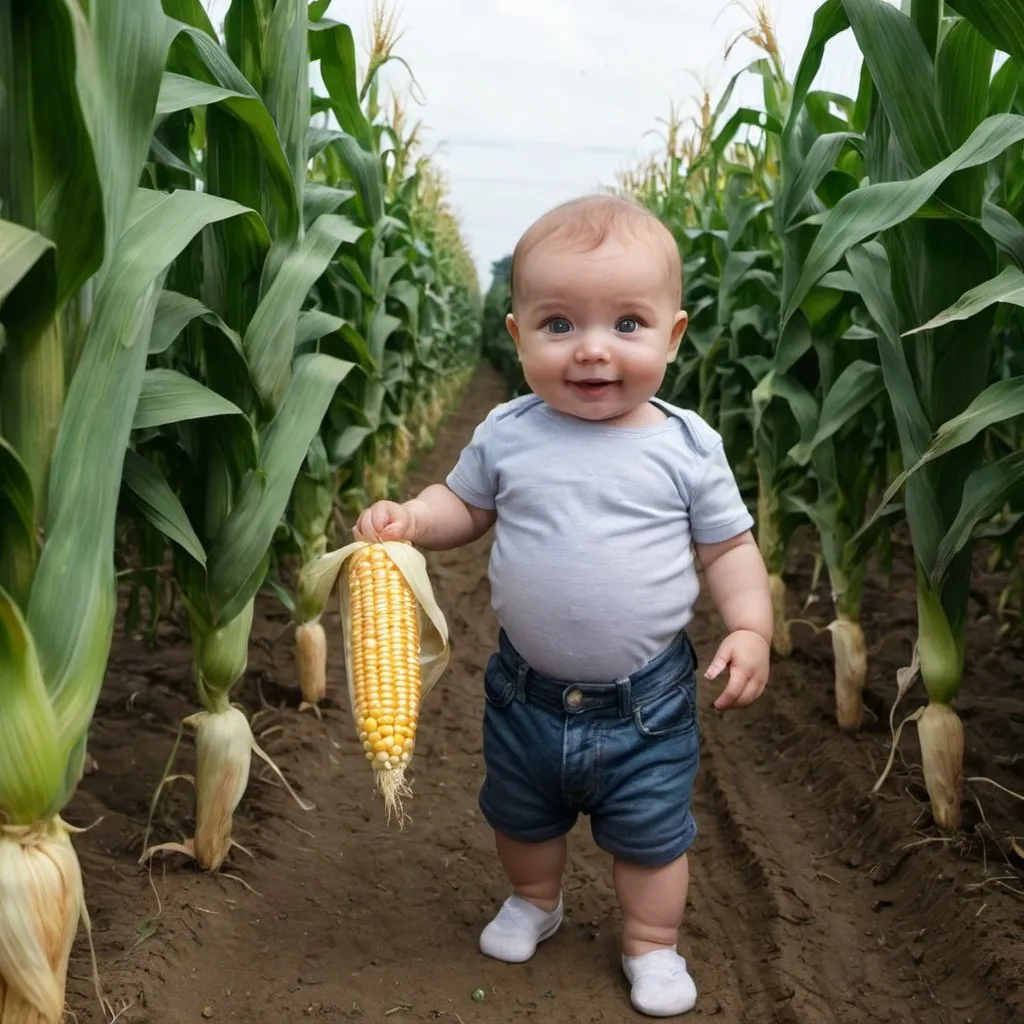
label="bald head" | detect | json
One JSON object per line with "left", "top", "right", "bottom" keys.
{"left": 509, "top": 194, "right": 683, "bottom": 312}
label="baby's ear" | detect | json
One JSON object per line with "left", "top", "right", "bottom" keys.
{"left": 667, "top": 309, "right": 688, "bottom": 361}
{"left": 506, "top": 314, "right": 522, "bottom": 348}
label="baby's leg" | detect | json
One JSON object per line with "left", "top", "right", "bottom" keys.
{"left": 478, "top": 832, "right": 567, "bottom": 963}
{"left": 495, "top": 831, "right": 566, "bottom": 910}
{"left": 613, "top": 852, "right": 689, "bottom": 955}
{"left": 475, "top": 650, "right": 574, "bottom": 964}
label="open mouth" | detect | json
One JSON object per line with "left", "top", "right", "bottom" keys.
{"left": 568, "top": 378, "right": 620, "bottom": 398}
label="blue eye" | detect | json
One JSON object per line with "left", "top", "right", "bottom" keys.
{"left": 547, "top": 317, "right": 572, "bottom": 334}
{"left": 617, "top": 317, "right": 639, "bottom": 333}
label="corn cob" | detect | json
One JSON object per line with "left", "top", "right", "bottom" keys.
{"left": 347, "top": 543, "right": 422, "bottom": 823}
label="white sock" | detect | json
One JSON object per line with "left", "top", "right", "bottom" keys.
{"left": 478, "top": 894, "right": 563, "bottom": 963}
{"left": 621, "top": 947, "right": 697, "bottom": 1017}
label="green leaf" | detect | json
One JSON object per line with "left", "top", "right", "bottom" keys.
{"left": 0, "top": 586, "right": 64, "bottom": 823}
{"left": 0, "top": 439, "right": 36, "bottom": 611}
{"left": 149, "top": 289, "right": 243, "bottom": 356}
{"left": 244, "top": 213, "right": 365, "bottom": 407}
{"left": 82, "top": 0, "right": 174, "bottom": 274}
{"left": 133, "top": 369, "right": 246, "bottom": 430}
{"left": 168, "top": 20, "right": 300, "bottom": 245}
{"left": 309, "top": 20, "right": 373, "bottom": 150}
{"left": 263, "top": 0, "right": 309, "bottom": 213}
{"left": 946, "top": 0, "right": 1024, "bottom": 68}
{"left": 206, "top": 352, "right": 354, "bottom": 623}
{"left": 296, "top": 310, "right": 346, "bottom": 345}
{"left": 783, "top": 113, "right": 1024, "bottom": 325}
{"left": 789, "top": 360, "right": 885, "bottom": 465}
{"left": 121, "top": 451, "right": 207, "bottom": 567}
{"left": 27, "top": 189, "right": 257, "bottom": 770}
{"left": 903, "top": 264, "right": 1024, "bottom": 336}
{"left": 0, "top": 220, "right": 56, "bottom": 339}
{"left": 780, "top": 131, "right": 861, "bottom": 228}
{"left": 157, "top": 72, "right": 244, "bottom": 116}
{"left": 841, "top": 0, "right": 950, "bottom": 175}
{"left": 932, "top": 450, "right": 1024, "bottom": 586}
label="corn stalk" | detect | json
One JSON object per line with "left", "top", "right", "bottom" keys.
{"left": 0, "top": 1, "right": 262, "bottom": 1017}
{"left": 782, "top": 0, "right": 1024, "bottom": 828}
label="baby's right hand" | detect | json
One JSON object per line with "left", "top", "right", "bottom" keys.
{"left": 353, "top": 500, "right": 419, "bottom": 544}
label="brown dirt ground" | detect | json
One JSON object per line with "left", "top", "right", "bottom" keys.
{"left": 67, "top": 364, "right": 1023, "bottom": 1024}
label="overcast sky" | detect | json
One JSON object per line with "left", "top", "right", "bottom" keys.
{"left": 205, "top": 1, "right": 884, "bottom": 286}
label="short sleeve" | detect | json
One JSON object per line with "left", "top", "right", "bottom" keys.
{"left": 445, "top": 415, "right": 498, "bottom": 510}
{"left": 689, "top": 442, "right": 754, "bottom": 545}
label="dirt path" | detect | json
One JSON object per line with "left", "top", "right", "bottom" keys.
{"left": 67, "top": 364, "right": 1023, "bottom": 1024}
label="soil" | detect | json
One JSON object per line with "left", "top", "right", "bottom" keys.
{"left": 66, "top": 364, "right": 1023, "bottom": 1024}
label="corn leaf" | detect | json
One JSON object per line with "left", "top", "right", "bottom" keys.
{"left": 3, "top": 0, "right": 103, "bottom": 301}
{"left": 847, "top": 242, "right": 946, "bottom": 572}
{"left": 157, "top": 73, "right": 246, "bottom": 115}
{"left": 841, "top": 0, "right": 950, "bottom": 174}
{"left": 244, "top": 213, "right": 365, "bottom": 407}
{"left": 0, "top": 221, "right": 55, "bottom": 339}
{"left": 932, "top": 450, "right": 1024, "bottom": 586}
{"left": 122, "top": 451, "right": 207, "bottom": 567}
{"left": 27, "top": 189, "right": 258, "bottom": 767}
{"left": 789, "top": 361, "right": 885, "bottom": 465}
{"left": 903, "top": 264, "right": 1024, "bottom": 336}
{"left": 0, "top": 587, "right": 64, "bottom": 824}
{"left": 206, "top": 352, "right": 354, "bottom": 623}
{"left": 77, "top": 0, "right": 172, "bottom": 270}
{"left": 309, "top": 20, "right": 373, "bottom": 150}
{"left": 296, "top": 310, "right": 346, "bottom": 345}
{"left": 0, "top": 438, "right": 35, "bottom": 611}
{"left": 263, "top": 0, "right": 309, "bottom": 211}
{"left": 946, "top": 0, "right": 1024, "bottom": 67}
{"left": 169, "top": 20, "right": 299, "bottom": 243}
{"left": 780, "top": 131, "right": 861, "bottom": 228}
{"left": 783, "top": 114, "right": 1024, "bottom": 325}
{"left": 134, "top": 369, "right": 246, "bottom": 429}
{"left": 149, "top": 290, "right": 243, "bottom": 355}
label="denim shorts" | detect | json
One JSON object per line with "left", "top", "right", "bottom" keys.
{"left": 478, "top": 629, "right": 701, "bottom": 868}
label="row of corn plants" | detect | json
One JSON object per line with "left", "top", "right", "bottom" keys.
{"left": 483, "top": 0, "right": 1024, "bottom": 835}
{"left": 0, "top": 0, "right": 479, "bottom": 1019}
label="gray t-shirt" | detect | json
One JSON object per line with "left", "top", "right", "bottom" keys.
{"left": 445, "top": 394, "right": 753, "bottom": 681}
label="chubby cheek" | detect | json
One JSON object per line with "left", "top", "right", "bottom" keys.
{"left": 519, "top": 344, "right": 569, "bottom": 381}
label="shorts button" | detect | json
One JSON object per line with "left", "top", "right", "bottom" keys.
{"left": 565, "top": 688, "right": 583, "bottom": 709}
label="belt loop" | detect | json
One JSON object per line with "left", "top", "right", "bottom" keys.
{"left": 515, "top": 660, "right": 529, "bottom": 702}
{"left": 615, "top": 677, "right": 631, "bottom": 718}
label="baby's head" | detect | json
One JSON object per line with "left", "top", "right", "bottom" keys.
{"left": 506, "top": 194, "right": 687, "bottom": 427}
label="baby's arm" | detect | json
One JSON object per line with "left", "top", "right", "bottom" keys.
{"left": 405, "top": 485, "right": 496, "bottom": 550}
{"left": 694, "top": 531, "right": 772, "bottom": 710}
{"left": 695, "top": 531, "right": 772, "bottom": 642}
{"left": 353, "top": 484, "right": 495, "bottom": 551}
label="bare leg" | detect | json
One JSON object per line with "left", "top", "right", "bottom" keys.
{"left": 479, "top": 831, "right": 566, "bottom": 963}
{"left": 494, "top": 831, "right": 566, "bottom": 909}
{"left": 614, "top": 853, "right": 689, "bottom": 956}
{"left": 614, "top": 853, "right": 697, "bottom": 1015}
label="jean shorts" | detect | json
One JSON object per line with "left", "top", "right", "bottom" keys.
{"left": 478, "top": 629, "right": 701, "bottom": 868}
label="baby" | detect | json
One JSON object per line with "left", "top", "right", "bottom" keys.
{"left": 355, "top": 194, "right": 772, "bottom": 1017}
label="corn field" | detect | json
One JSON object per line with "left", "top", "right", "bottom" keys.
{"left": 1, "top": 0, "right": 477, "bottom": 1019}
{"left": 2, "top": 0, "right": 1024, "bottom": 1022}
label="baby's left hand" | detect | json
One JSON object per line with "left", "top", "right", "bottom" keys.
{"left": 704, "top": 629, "right": 770, "bottom": 710}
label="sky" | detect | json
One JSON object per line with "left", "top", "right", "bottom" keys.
{"left": 205, "top": 0, "right": 887, "bottom": 287}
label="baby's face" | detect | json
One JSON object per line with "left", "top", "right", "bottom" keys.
{"left": 507, "top": 235, "right": 687, "bottom": 427}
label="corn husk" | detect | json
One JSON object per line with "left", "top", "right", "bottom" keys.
{"left": 829, "top": 616, "right": 867, "bottom": 732}
{"left": 295, "top": 621, "right": 327, "bottom": 708}
{"left": 918, "top": 702, "right": 964, "bottom": 830}
{"left": 0, "top": 819, "right": 83, "bottom": 1024}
